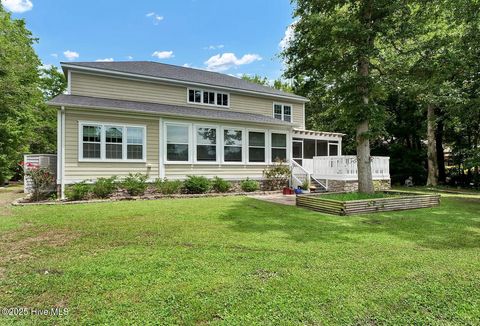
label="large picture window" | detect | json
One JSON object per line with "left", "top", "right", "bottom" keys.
{"left": 224, "top": 129, "right": 243, "bottom": 162}
{"left": 248, "top": 131, "right": 265, "bottom": 163}
{"left": 166, "top": 124, "right": 189, "bottom": 162}
{"left": 196, "top": 127, "right": 217, "bottom": 161}
{"left": 80, "top": 123, "right": 145, "bottom": 161}
{"left": 271, "top": 133, "right": 287, "bottom": 162}
{"left": 188, "top": 88, "right": 229, "bottom": 107}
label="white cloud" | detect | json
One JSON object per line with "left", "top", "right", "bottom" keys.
{"left": 51, "top": 53, "right": 58, "bottom": 58}
{"left": 204, "top": 53, "right": 262, "bottom": 72}
{"left": 203, "top": 44, "right": 224, "bottom": 50}
{"left": 63, "top": 50, "right": 79, "bottom": 61}
{"left": 95, "top": 58, "right": 114, "bottom": 62}
{"left": 146, "top": 11, "right": 163, "bottom": 24}
{"left": 183, "top": 63, "right": 191, "bottom": 68}
{"left": 126, "top": 55, "right": 133, "bottom": 60}
{"left": 279, "top": 22, "right": 295, "bottom": 50}
{"left": 152, "top": 50, "right": 174, "bottom": 59}
{"left": 1, "top": 0, "right": 33, "bottom": 13}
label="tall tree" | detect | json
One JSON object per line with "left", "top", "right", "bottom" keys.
{"left": 282, "top": 0, "right": 413, "bottom": 193}
{"left": 30, "top": 66, "right": 67, "bottom": 154}
{"left": 0, "top": 5, "right": 42, "bottom": 184}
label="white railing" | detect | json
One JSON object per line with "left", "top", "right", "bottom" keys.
{"left": 290, "top": 160, "right": 327, "bottom": 190}
{"left": 304, "top": 156, "right": 390, "bottom": 181}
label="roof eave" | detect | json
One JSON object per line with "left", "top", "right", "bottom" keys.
{"left": 61, "top": 63, "right": 309, "bottom": 103}
{"left": 47, "top": 100, "right": 297, "bottom": 128}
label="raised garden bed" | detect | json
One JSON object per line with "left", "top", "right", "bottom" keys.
{"left": 296, "top": 191, "right": 440, "bottom": 215}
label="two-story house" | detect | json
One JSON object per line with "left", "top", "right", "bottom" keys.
{"left": 48, "top": 61, "right": 390, "bottom": 198}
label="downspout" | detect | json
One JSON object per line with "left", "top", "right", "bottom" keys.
{"left": 60, "top": 106, "right": 66, "bottom": 199}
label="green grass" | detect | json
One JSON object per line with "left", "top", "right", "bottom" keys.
{"left": 0, "top": 186, "right": 479, "bottom": 325}
{"left": 317, "top": 191, "right": 401, "bottom": 201}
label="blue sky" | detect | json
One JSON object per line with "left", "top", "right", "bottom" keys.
{"left": 3, "top": 0, "right": 295, "bottom": 80}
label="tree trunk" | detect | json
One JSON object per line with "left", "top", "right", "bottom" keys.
{"left": 435, "top": 113, "right": 446, "bottom": 184}
{"left": 426, "top": 104, "right": 438, "bottom": 186}
{"left": 356, "top": 57, "right": 374, "bottom": 194}
{"left": 357, "top": 120, "right": 374, "bottom": 193}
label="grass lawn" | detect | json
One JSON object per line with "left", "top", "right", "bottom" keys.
{"left": 0, "top": 186, "right": 479, "bottom": 325}
{"left": 317, "top": 192, "right": 401, "bottom": 201}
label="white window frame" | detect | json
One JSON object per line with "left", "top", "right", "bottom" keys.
{"left": 221, "top": 126, "right": 246, "bottom": 164}
{"left": 270, "top": 131, "right": 289, "bottom": 163}
{"left": 187, "top": 88, "right": 230, "bottom": 108}
{"left": 164, "top": 121, "right": 193, "bottom": 164}
{"left": 193, "top": 124, "right": 220, "bottom": 164}
{"left": 78, "top": 121, "right": 146, "bottom": 163}
{"left": 247, "top": 128, "right": 268, "bottom": 164}
{"left": 272, "top": 103, "right": 293, "bottom": 122}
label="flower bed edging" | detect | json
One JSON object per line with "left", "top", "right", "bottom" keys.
{"left": 12, "top": 190, "right": 282, "bottom": 206}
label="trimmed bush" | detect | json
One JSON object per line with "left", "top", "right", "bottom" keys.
{"left": 154, "top": 178, "right": 183, "bottom": 195}
{"left": 211, "top": 176, "right": 231, "bottom": 193}
{"left": 92, "top": 176, "right": 117, "bottom": 198}
{"left": 240, "top": 178, "right": 259, "bottom": 192}
{"left": 121, "top": 173, "right": 148, "bottom": 196}
{"left": 183, "top": 175, "right": 211, "bottom": 194}
{"left": 66, "top": 181, "right": 91, "bottom": 201}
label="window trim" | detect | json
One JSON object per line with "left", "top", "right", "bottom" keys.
{"left": 187, "top": 88, "right": 230, "bottom": 108}
{"left": 164, "top": 121, "right": 193, "bottom": 164}
{"left": 193, "top": 124, "right": 220, "bottom": 164}
{"left": 221, "top": 126, "right": 246, "bottom": 164}
{"left": 272, "top": 103, "right": 293, "bottom": 122}
{"left": 78, "top": 121, "right": 146, "bottom": 163}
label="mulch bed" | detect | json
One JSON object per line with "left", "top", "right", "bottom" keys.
{"left": 12, "top": 190, "right": 282, "bottom": 206}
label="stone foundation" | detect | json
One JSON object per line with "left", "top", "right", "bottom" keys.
{"left": 326, "top": 179, "right": 391, "bottom": 192}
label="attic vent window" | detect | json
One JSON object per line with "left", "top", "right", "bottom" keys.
{"left": 188, "top": 89, "right": 229, "bottom": 108}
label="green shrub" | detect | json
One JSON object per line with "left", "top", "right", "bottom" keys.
{"left": 263, "top": 160, "right": 291, "bottom": 190}
{"left": 154, "top": 178, "right": 183, "bottom": 195}
{"left": 92, "top": 176, "right": 117, "bottom": 198}
{"left": 23, "top": 164, "right": 56, "bottom": 201}
{"left": 240, "top": 178, "right": 259, "bottom": 192}
{"left": 65, "top": 181, "right": 91, "bottom": 201}
{"left": 183, "top": 175, "right": 211, "bottom": 194}
{"left": 121, "top": 173, "right": 148, "bottom": 196}
{"left": 211, "top": 176, "right": 231, "bottom": 193}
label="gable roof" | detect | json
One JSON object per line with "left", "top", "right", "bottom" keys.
{"left": 61, "top": 61, "right": 307, "bottom": 102}
{"left": 48, "top": 94, "right": 296, "bottom": 127}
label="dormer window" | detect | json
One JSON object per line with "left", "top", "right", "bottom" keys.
{"left": 188, "top": 88, "right": 229, "bottom": 107}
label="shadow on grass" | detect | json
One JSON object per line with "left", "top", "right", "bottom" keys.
{"left": 221, "top": 196, "right": 480, "bottom": 250}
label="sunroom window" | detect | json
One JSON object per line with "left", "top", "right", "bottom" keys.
{"left": 224, "top": 129, "right": 242, "bottom": 162}
{"left": 196, "top": 127, "right": 217, "bottom": 161}
{"left": 271, "top": 133, "right": 287, "bottom": 162}
{"left": 248, "top": 131, "right": 265, "bottom": 163}
{"left": 166, "top": 124, "right": 189, "bottom": 162}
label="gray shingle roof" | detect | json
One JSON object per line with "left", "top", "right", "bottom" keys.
{"left": 48, "top": 94, "right": 296, "bottom": 127}
{"left": 61, "top": 61, "right": 307, "bottom": 101}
